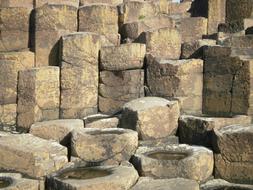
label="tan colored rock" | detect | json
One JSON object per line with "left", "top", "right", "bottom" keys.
{"left": 147, "top": 56, "right": 203, "bottom": 114}
{"left": 167, "top": 1, "right": 192, "bottom": 17}
{"left": 99, "top": 70, "right": 144, "bottom": 114}
{"left": 30, "top": 119, "right": 84, "bottom": 145}
{"left": 35, "top": 0, "right": 79, "bottom": 8}
{"left": 0, "top": 7, "right": 31, "bottom": 51}
{"left": 100, "top": 43, "right": 146, "bottom": 71}
{"left": 120, "top": 97, "right": 180, "bottom": 140}
{"left": 177, "top": 17, "right": 207, "bottom": 43}
{"left": 181, "top": 39, "right": 216, "bottom": 59}
{"left": 17, "top": 66, "right": 60, "bottom": 131}
{"left": 71, "top": 128, "right": 138, "bottom": 164}
{"left": 218, "top": 35, "right": 253, "bottom": 49}
{"left": 78, "top": 4, "right": 119, "bottom": 45}
{"left": 0, "top": 173, "right": 39, "bottom": 190}
{"left": 213, "top": 125, "right": 253, "bottom": 184}
{"left": 207, "top": 0, "right": 226, "bottom": 34}
{"left": 85, "top": 117, "right": 119, "bottom": 128}
{"left": 0, "top": 0, "right": 33, "bottom": 8}
{"left": 139, "top": 136, "right": 179, "bottom": 147}
{"left": 60, "top": 32, "right": 102, "bottom": 119}
{"left": 132, "top": 144, "right": 213, "bottom": 182}
{"left": 35, "top": 4, "right": 77, "bottom": 66}
{"left": 0, "top": 104, "right": 16, "bottom": 131}
{"left": 132, "top": 177, "right": 199, "bottom": 190}
{"left": 178, "top": 115, "right": 251, "bottom": 148}
{"left": 201, "top": 179, "right": 253, "bottom": 190}
{"left": 0, "top": 51, "right": 34, "bottom": 105}
{"left": 47, "top": 163, "right": 139, "bottom": 190}
{"left": 0, "top": 134, "right": 68, "bottom": 178}
{"left": 120, "top": 15, "right": 175, "bottom": 41}
{"left": 80, "top": 0, "right": 123, "bottom": 5}
{"left": 136, "top": 27, "right": 181, "bottom": 59}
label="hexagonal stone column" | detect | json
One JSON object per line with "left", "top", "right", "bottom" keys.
{"left": 17, "top": 66, "right": 60, "bottom": 131}
{"left": 147, "top": 56, "right": 203, "bottom": 115}
{"left": 178, "top": 115, "right": 251, "bottom": 148}
{"left": 132, "top": 144, "right": 213, "bottom": 182}
{"left": 78, "top": 4, "right": 119, "bottom": 45}
{"left": 60, "top": 32, "right": 102, "bottom": 119}
{"left": 71, "top": 128, "right": 138, "bottom": 165}
{"left": 0, "top": 134, "right": 68, "bottom": 178}
{"left": 212, "top": 125, "right": 253, "bottom": 184}
{"left": 120, "top": 97, "right": 180, "bottom": 140}
{"left": 35, "top": 4, "right": 77, "bottom": 66}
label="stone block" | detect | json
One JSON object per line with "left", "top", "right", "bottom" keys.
{"left": 201, "top": 179, "right": 253, "bottom": 190}
{"left": 0, "top": 104, "right": 16, "bottom": 131}
{"left": 0, "top": 0, "right": 33, "bottom": 8}
{"left": 17, "top": 66, "right": 60, "bottom": 131}
{"left": 120, "top": 97, "right": 180, "bottom": 140}
{"left": 80, "top": 0, "right": 123, "bottom": 5}
{"left": 85, "top": 117, "right": 119, "bottom": 128}
{"left": 35, "top": 0, "right": 79, "bottom": 8}
{"left": 167, "top": 1, "right": 192, "bottom": 17}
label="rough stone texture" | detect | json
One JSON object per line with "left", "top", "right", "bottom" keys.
{"left": 85, "top": 117, "right": 119, "bottom": 128}
{"left": 80, "top": 0, "right": 123, "bottom": 5}
{"left": 132, "top": 177, "right": 200, "bottom": 190}
{"left": 71, "top": 128, "right": 138, "bottom": 165}
{"left": 0, "top": 0, "right": 33, "bottom": 8}
{"left": 0, "top": 51, "right": 34, "bottom": 105}
{"left": 201, "top": 179, "right": 253, "bottom": 190}
{"left": 0, "top": 134, "right": 68, "bottom": 178}
{"left": 30, "top": 119, "right": 84, "bottom": 145}
{"left": 177, "top": 17, "right": 207, "bottom": 43}
{"left": 212, "top": 125, "right": 253, "bottom": 184}
{"left": 178, "top": 115, "right": 251, "bottom": 148}
{"left": 203, "top": 46, "right": 253, "bottom": 117}
{"left": 60, "top": 32, "right": 101, "bottom": 119}
{"left": 35, "top": 0, "right": 79, "bottom": 8}
{"left": 147, "top": 56, "right": 203, "bottom": 114}
{"left": 100, "top": 43, "right": 146, "bottom": 71}
{"left": 135, "top": 27, "right": 181, "bottom": 59}
{"left": 0, "top": 7, "right": 31, "bottom": 51}
{"left": 207, "top": 0, "right": 226, "bottom": 34}
{"left": 35, "top": 4, "right": 77, "bottom": 66}
{"left": 0, "top": 104, "right": 16, "bottom": 131}
{"left": 167, "top": 1, "right": 192, "bottom": 18}
{"left": 0, "top": 173, "right": 40, "bottom": 190}
{"left": 120, "top": 97, "right": 180, "bottom": 140}
{"left": 181, "top": 39, "right": 216, "bottom": 59}
{"left": 47, "top": 163, "right": 139, "bottom": 190}
{"left": 218, "top": 35, "right": 253, "bottom": 49}
{"left": 132, "top": 144, "right": 213, "bottom": 182}
{"left": 139, "top": 136, "right": 179, "bottom": 147}
{"left": 17, "top": 67, "right": 60, "bottom": 131}
{"left": 99, "top": 70, "right": 144, "bottom": 114}
{"left": 78, "top": 4, "right": 119, "bottom": 45}
{"left": 120, "top": 15, "right": 175, "bottom": 42}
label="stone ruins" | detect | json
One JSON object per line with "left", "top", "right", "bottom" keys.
{"left": 0, "top": 0, "right": 253, "bottom": 189}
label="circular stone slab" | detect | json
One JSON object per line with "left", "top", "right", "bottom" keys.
{"left": 131, "top": 144, "right": 213, "bottom": 182}
{"left": 47, "top": 163, "right": 139, "bottom": 190}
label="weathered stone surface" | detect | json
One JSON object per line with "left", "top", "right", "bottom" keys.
{"left": 201, "top": 179, "right": 253, "bottom": 190}
{"left": 135, "top": 27, "right": 181, "bottom": 59}
{"left": 80, "top": 0, "right": 123, "bottom": 5}
{"left": 0, "top": 51, "right": 34, "bottom": 105}
{"left": 168, "top": 1, "right": 191, "bottom": 17}
{"left": 120, "top": 97, "right": 180, "bottom": 140}
{"left": 212, "top": 125, "right": 253, "bottom": 184}
{"left": 132, "top": 177, "right": 199, "bottom": 190}
{"left": 147, "top": 56, "right": 203, "bottom": 114}
{"left": 218, "top": 35, "right": 253, "bottom": 49}
{"left": 177, "top": 17, "right": 207, "bottom": 43}
{"left": 0, "top": 7, "right": 31, "bottom": 51}
{"left": 30, "top": 119, "right": 84, "bottom": 145}
{"left": 0, "top": 134, "right": 68, "bottom": 178}
{"left": 178, "top": 115, "right": 251, "bottom": 148}
{"left": 35, "top": 4, "right": 77, "bottom": 66}
{"left": 100, "top": 43, "right": 146, "bottom": 71}
{"left": 139, "top": 136, "right": 179, "bottom": 147}
{"left": 120, "top": 15, "right": 175, "bottom": 42}
{"left": 78, "top": 4, "right": 119, "bottom": 45}
{"left": 181, "top": 39, "right": 216, "bottom": 59}
{"left": 99, "top": 70, "right": 144, "bottom": 114}
{"left": 132, "top": 144, "right": 213, "bottom": 182}
{"left": 47, "top": 163, "right": 139, "bottom": 190}
{"left": 35, "top": 0, "right": 79, "bottom": 8}
{"left": 0, "top": 173, "right": 39, "bottom": 190}
{"left": 203, "top": 46, "right": 253, "bottom": 117}
{"left": 0, "top": 0, "right": 33, "bottom": 8}
{"left": 71, "top": 128, "right": 138, "bottom": 165}
{"left": 0, "top": 104, "right": 16, "bottom": 131}
{"left": 85, "top": 117, "right": 119, "bottom": 129}
{"left": 17, "top": 67, "right": 60, "bottom": 131}
{"left": 207, "top": 0, "right": 226, "bottom": 34}
{"left": 60, "top": 32, "right": 101, "bottom": 119}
